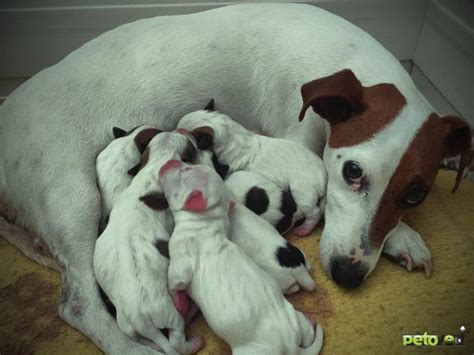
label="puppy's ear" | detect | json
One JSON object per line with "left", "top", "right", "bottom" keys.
{"left": 299, "top": 69, "right": 364, "bottom": 123}
{"left": 139, "top": 192, "right": 169, "bottom": 210}
{"left": 112, "top": 127, "right": 127, "bottom": 138}
{"left": 134, "top": 128, "right": 162, "bottom": 154}
{"left": 127, "top": 163, "right": 141, "bottom": 177}
{"left": 191, "top": 126, "right": 214, "bottom": 150}
{"left": 183, "top": 191, "right": 207, "bottom": 212}
{"left": 441, "top": 115, "right": 472, "bottom": 193}
{"left": 181, "top": 140, "right": 197, "bottom": 163}
{"left": 204, "top": 98, "right": 215, "bottom": 111}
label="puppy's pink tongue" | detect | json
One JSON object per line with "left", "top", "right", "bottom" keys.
{"left": 172, "top": 291, "right": 190, "bottom": 317}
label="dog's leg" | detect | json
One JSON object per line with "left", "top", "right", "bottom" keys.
{"left": 49, "top": 176, "right": 163, "bottom": 354}
{"left": 383, "top": 222, "right": 433, "bottom": 278}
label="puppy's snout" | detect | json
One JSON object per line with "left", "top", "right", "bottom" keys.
{"left": 330, "top": 256, "right": 367, "bottom": 289}
{"left": 159, "top": 159, "right": 182, "bottom": 177}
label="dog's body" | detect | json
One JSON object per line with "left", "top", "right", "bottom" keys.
{"left": 159, "top": 161, "right": 323, "bottom": 355}
{"left": 0, "top": 3, "right": 470, "bottom": 352}
{"left": 178, "top": 110, "right": 327, "bottom": 237}
{"left": 225, "top": 170, "right": 304, "bottom": 234}
{"left": 94, "top": 131, "right": 202, "bottom": 354}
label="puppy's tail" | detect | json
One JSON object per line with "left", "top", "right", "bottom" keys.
{"left": 293, "top": 266, "right": 316, "bottom": 291}
{"left": 300, "top": 323, "right": 324, "bottom": 355}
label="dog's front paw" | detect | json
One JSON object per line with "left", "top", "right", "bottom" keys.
{"left": 383, "top": 222, "right": 433, "bottom": 278}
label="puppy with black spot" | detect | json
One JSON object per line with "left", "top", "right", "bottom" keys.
{"left": 225, "top": 170, "right": 304, "bottom": 234}
{"left": 94, "top": 130, "right": 202, "bottom": 354}
{"left": 159, "top": 160, "right": 324, "bottom": 354}
{"left": 177, "top": 105, "right": 327, "bottom": 237}
{"left": 96, "top": 124, "right": 162, "bottom": 230}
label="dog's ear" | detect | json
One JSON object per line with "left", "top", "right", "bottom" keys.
{"left": 112, "top": 126, "right": 127, "bottom": 138}
{"left": 181, "top": 140, "right": 198, "bottom": 164}
{"left": 441, "top": 115, "right": 472, "bottom": 193}
{"left": 204, "top": 98, "right": 215, "bottom": 111}
{"left": 127, "top": 163, "right": 141, "bottom": 177}
{"left": 191, "top": 126, "right": 214, "bottom": 150}
{"left": 183, "top": 191, "right": 207, "bottom": 212}
{"left": 134, "top": 128, "right": 162, "bottom": 154}
{"left": 299, "top": 69, "right": 364, "bottom": 123}
{"left": 139, "top": 192, "right": 169, "bottom": 210}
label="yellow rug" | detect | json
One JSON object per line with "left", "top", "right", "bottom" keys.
{"left": 0, "top": 170, "right": 473, "bottom": 354}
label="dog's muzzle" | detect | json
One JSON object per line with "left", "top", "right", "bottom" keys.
{"left": 330, "top": 256, "right": 368, "bottom": 289}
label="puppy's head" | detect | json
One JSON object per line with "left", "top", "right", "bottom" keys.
{"left": 177, "top": 107, "right": 244, "bottom": 151}
{"left": 159, "top": 161, "right": 232, "bottom": 214}
{"left": 300, "top": 69, "right": 471, "bottom": 288}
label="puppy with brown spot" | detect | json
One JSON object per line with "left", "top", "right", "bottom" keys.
{"left": 96, "top": 124, "right": 162, "bottom": 230}
{"left": 94, "top": 130, "right": 202, "bottom": 354}
{"left": 178, "top": 108, "right": 327, "bottom": 237}
{"left": 225, "top": 170, "right": 304, "bottom": 234}
{"left": 159, "top": 160, "right": 323, "bottom": 355}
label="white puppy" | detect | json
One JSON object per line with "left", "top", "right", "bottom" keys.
{"left": 159, "top": 160, "right": 323, "bottom": 355}
{"left": 225, "top": 170, "right": 305, "bottom": 234}
{"left": 230, "top": 202, "right": 315, "bottom": 294}
{"left": 195, "top": 150, "right": 315, "bottom": 294}
{"left": 178, "top": 109, "right": 327, "bottom": 237}
{"left": 96, "top": 124, "right": 162, "bottom": 229}
{"left": 94, "top": 130, "right": 202, "bottom": 354}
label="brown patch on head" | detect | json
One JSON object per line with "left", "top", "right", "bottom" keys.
{"left": 191, "top": 127, "right": 214, "bottom": 150}
{"left": 370, "top": 113, "right": 472, "bottom": 248}
{"left": 0, "top": 273, "right": 66, "bottom": 354}
{"left": 139, "top": 192, "right": 169, "bottom": 210}
{"left": 155, "top": 240, "right": 169, "bottom": 258}
{"left": 181, "top": 140, "right": 198, "bottom": 164}
{"left": 299, "top": 69, "right": 406, "bottom": 148}
{"left": 134, "top": 128, "right": 161, "bottom": 154}
{"left": 139, "top": 147, "right": 150, "bottom": 169}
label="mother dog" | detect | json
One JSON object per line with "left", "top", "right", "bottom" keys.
{"left": 0, "top": 3, "right": 470, "bottom": 354}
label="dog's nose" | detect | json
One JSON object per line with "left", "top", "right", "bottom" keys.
{"left": 330, "top": 256, "right": 367, "bottom": 289}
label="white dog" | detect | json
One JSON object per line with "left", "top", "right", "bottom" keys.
{"left": 178, "top": 109, "right": 327, "bottom": 237}
{"left": 96, "top": 124, "right": 162, "bottom": 230}
{"left": 225, "top": 170, "right": 305, "bottom": 234}
{"left": 1, "top": 4, "right": 471, "bottom": 352}
{"left": 159, "top": 160, "right": 324, "bottom": 355}
{"left": 94, "top": 131, "right": 202, "bottom": 354}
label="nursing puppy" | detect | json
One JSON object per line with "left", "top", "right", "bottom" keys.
{"left": 159, "top": 161, "right": 323, "bottom": 354}
{"left": 96, "top": 124, "right": 162, "bottom": 229}
{"left": 178, "top": 109, "right": 327, "bottom": 237}
{"left": 230, "top": 202, "right": 315, "bottom": 294}
{"left": 94, "top": 131, "right": 202, "bottom": 354}
{"left": 225, "top": 170, "right": 304, "bottom": 234}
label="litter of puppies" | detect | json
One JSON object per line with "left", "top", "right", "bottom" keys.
{"left": 94, "top": 100, "right": 326, "bottom": 354}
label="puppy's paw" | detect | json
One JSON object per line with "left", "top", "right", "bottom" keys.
{"left": 292, "top": 223, "right": 314, "bottom": 237}
{"left": 383, "top": 223, "right": 433, "bottom": 278}
{"left": 172, "top": 291, "right": 190, "bottom": 317}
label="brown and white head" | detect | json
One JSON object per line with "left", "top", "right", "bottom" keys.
{"left": 299, "top": 69, "right": 472, "bottom": 288}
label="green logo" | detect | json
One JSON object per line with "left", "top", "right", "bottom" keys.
{"left": 403, "top": 326, "right": 466, "bottom": 347}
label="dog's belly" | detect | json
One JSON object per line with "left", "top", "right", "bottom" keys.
{"left": 0, "top": 3, "right": 410, "bottom": 260}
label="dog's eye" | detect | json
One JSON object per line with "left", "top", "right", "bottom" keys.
{"left": 343, "top": 161, "right": 363, "bottom": 183}
{"left": 401, "top": 185, "right": 428, "bottom": 208}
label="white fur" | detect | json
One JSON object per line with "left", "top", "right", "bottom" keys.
{"left": 96, "top": 124, "right": 157, "bottom": 228}
{"left": 225, "top": 170, "right": 304, "bottom": 234}
{"left": 230, "top": 203, "right": 315, "bottom": 294}
{"left": 94, "top": 131, "right": 201, "bottom": 354}
{"left": 178, "top": 110, "right": 327, "bottom": 237}
{"left": 0, "top": 4, "right": 441, "bottom": 351}
{"left": 160, "top": 163, "right": 323, "bottom": 355}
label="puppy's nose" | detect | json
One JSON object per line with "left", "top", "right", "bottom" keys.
{"left": 330, "top": 256, "right": 367, "bottom": 289}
